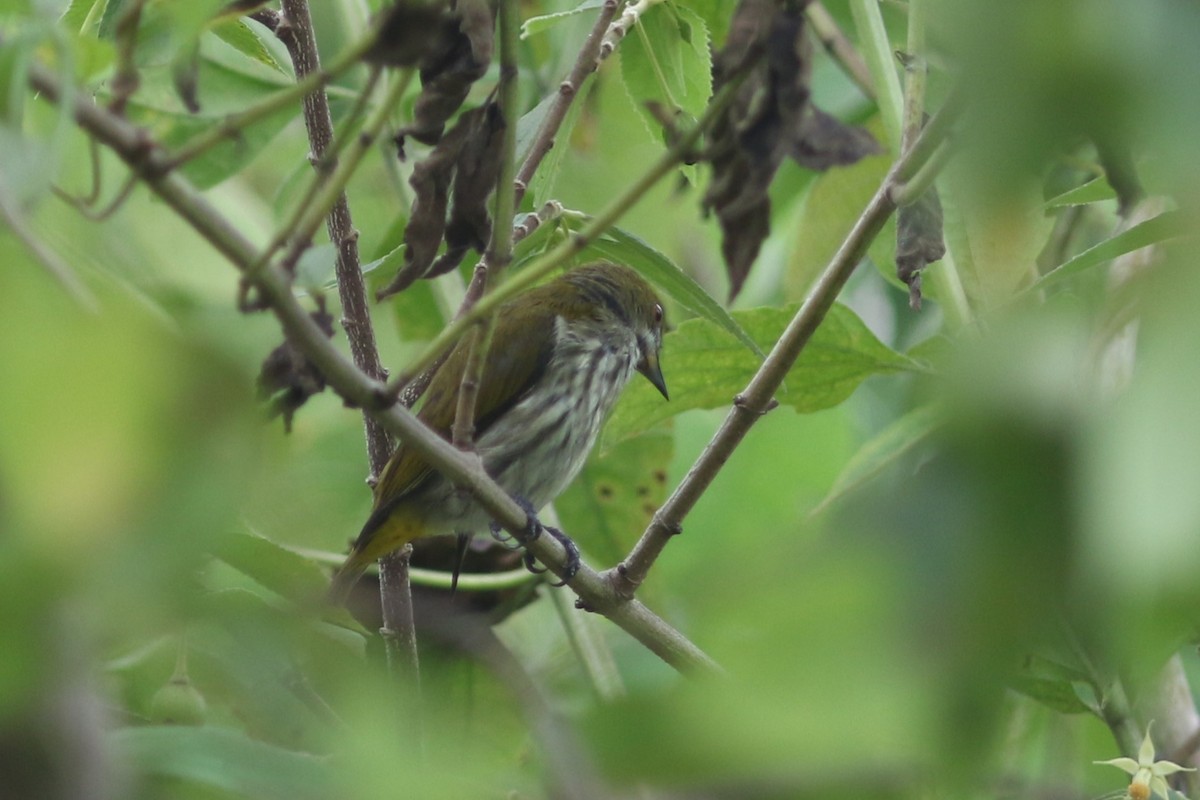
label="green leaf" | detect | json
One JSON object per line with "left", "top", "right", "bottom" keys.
{"left": 531, "top": 87, "right": 586, "bottom": 208}
{"left": 786, "top": 143, "right": 892, "bottom": 300}
{"left": 583, "top": 226, "right": 763, "bottom": 358}
{"left": 211, "top": 19, "right": 285, "bottom": 73}
{"left": 620, "top": 2, "right": 712, "bottom": 143}
{"left": 558, "top": 426, "right": 673, "bottom": 564}
{"left": 213, "top": 530, "right": 330, "bottom": 602}
{"left": 1043, "top": 175, "right": 1117, "bottom": 209}
{"left": 109, "top": 725, "right": 334, "bottom": 800}
{"left": 1033, "top": 209, "right": 1190, "bottom": 291}
{"left": 520, "top": 0, "right": 606, "bottom": 39}
{"left": 811, "top": 404, "right": 941, "bottom": 516}
{"left": 1009, "top": 675, "right": 1095, "bottom": 715}
{"left": 603, "top": 303, "right": 920, "bottom": 446}
{"left": 686, "top": 0, "right": 737, "bottom": 47}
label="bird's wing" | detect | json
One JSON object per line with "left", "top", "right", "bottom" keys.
{"left": 367, "top": 302, "right": 559, "bottom": 516}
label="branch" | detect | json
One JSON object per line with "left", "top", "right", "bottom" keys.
{"left": 451, "top": 0, "right": 521, "bottom": 445}
{"left": 606, "top": 95, "right": 963, "bottom": 599}
{"left": 513, "top": 0, "right": 620, "bottom": 208}
{"left": 29, "top": 60, "right": 720, "bottom": 677}
{"left": 274, "top": 0, "right": 417, "bottom": 683}
{"left": 806, "top": 2, "right": 875, "bottom": 99}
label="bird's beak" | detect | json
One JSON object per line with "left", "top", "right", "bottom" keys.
{"left": 637, "top": 350, "right": 669, "bottom": 400}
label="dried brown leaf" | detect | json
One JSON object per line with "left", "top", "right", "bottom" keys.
{"left": 398, "top": 0, "right": 495, "bottom": 147}
{"left": 702, "top": 0, "right": 877, "bottom": 300}
{"left": 257, "top": 307, "right": 336, "bottom": 431}
{"left": 896, "top": 187, "right": 945, "bottom": 310}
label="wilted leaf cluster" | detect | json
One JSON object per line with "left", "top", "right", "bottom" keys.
{"left": 378, "top": 100, "right": 505, "bottom": 299}
{"left": 702, "top": 0, "right": 878, "bottom": 298}
{"left": 257, "top": 306, "right": 336, "bottom": 431}
{"left": 367, "top": 0, "right": 504, "bottom": 300}
{"left": 380, "top": 0, "right": 496, "bottom": 147}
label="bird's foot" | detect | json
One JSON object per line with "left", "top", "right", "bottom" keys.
{"left": 489, "top": 497, "right": 580, "bottom": 586}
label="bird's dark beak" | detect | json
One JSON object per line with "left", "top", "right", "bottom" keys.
{"left": 637, "top": 350, "right": 669, "bottom": 400}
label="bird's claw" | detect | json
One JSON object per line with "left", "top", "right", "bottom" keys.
{"left": 491, "top": 496, "right": 581, "bottom": 586}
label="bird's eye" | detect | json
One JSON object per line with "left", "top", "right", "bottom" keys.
{"left": 653, "top": 303, "right": 663, "bottom": 323}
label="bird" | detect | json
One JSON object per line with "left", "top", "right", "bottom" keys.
{"left": 329, "top": 262, "right": 669, "bottom": 602}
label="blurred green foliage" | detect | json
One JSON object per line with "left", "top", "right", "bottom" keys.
{"left": 2, "top": 0, "right": 1199, "bottom": 798}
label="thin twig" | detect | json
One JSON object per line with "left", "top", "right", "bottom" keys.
{"left": 513, "top": 0, "right": 621, "bottom": 208}
{"left": 849, "top": 0, "right": 905, "bottom": 150}
{"left": 107, "top": 0, "right": 145, "bottom": 115}
{"left": 451, "top": 0, "right": 521, "bottom": 445}
{"left": 52, "top": 168, "right": 139, "bottom": 221}
{"left": 606, "top": 97, "right": 962, "bottom": 599}
{"left": 274, "top": 69, "right": 413, "bottom": 276}
{"left": 0, "top": 189, "right": 100, "bottom": 312}
{"left": 806, "top": 2, "right": 875, "bottom": 99}
{"left": 166, "top": 29, "right": 379, "bottom": 168}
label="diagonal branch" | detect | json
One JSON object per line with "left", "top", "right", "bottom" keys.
{"left": 28, "top": 59, "right": 720, "bottom": 677}
{"left": 605, "top": 96, "right": 963, "bottom": 599}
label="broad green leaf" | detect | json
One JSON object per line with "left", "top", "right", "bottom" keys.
{"left": 811, "top": 404, "right": 941, "bottom": 516}
{"left": 1043, "top": 175, "right": 1117, "bottom": 209}
{"left": 110, "top": 725, "right": 334, "bottom": 800}
{"left": 1033, "top": 209, "right": 1190, "bottom": 291}
{"left": 583, "top": 225, "right": 763, "bottom": 358}
{"left": 1009, "top": 675, "right": 1095, "bottom": 715}
{"left": 620, "top": 2, "right": 712, "bottom": 144}
{"left": 786, "top": 143, "right": 892, "bottom": 300}
{"left": 213, "top": 530, "right": 330, "bottom": 602}
{"left": 558, "top": 426, "right": 673, "bottom": 564}
{"left": 126, "top": 99, "right": 294, "bottom": 188}
{"left": 686, "top": 0, "right": 736, "bottom": 47}
{"left": 941, "top": 164, "right": 1054, "bottom": 309}
{"left": 521, "top": 0, "right": 605, "bottom": 39}
{"left": 603, "top": 303, "right": 920, "bottom": 446}
{"left": 212, "top": 19, "right": 285, "bottom": 73}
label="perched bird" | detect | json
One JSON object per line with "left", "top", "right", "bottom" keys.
{"left": 329, "top": 262, "right": 668, "bottom": 601}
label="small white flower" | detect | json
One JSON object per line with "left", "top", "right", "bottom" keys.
{"left": 1094, "top": 722, "right": 1196, "bottom": 800}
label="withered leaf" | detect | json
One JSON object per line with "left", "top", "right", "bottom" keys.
{"left": 365, "top": 1, "right": 454, "bottom": 68}
{"left": 378, "top": 101, "right": 503, "bottom": 299}
{"left": 895, "top": 187, "right": 945, "bottom": 311}
{"left": 702, "top": 0, "right": 877, "bottom": 300}
{"left": 397, "top": 0, "right": 495, "bottom": 147}
{"left": 792, "top": 105, "right": 881, "bottom": 170}
{"left": 428, "top": 101, "right": 505, "bottom": 278}
{"left": 257, "top": 307, "right": 336, "bottom": 431}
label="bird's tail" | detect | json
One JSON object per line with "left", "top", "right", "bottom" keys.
{"left": 326, "top": 552, "right": 371, "bottom": 606}
{"left": 327, "top": 507, "right": 424, "bottom": 605}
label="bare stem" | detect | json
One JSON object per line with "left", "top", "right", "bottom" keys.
{"left": 807, "top": 2, "right": 876, "bottom": 99}
{"left": 513, "top": 0, "right": 621, "bottom": 207}
{"left": 606, "top": 98, "right": 961, "bottom": 598}
{"left": 275, "top": 0, "right": 416, "bottom": 685}
{"left": 451, "top": 0, "right": 522, "bottom": 445}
